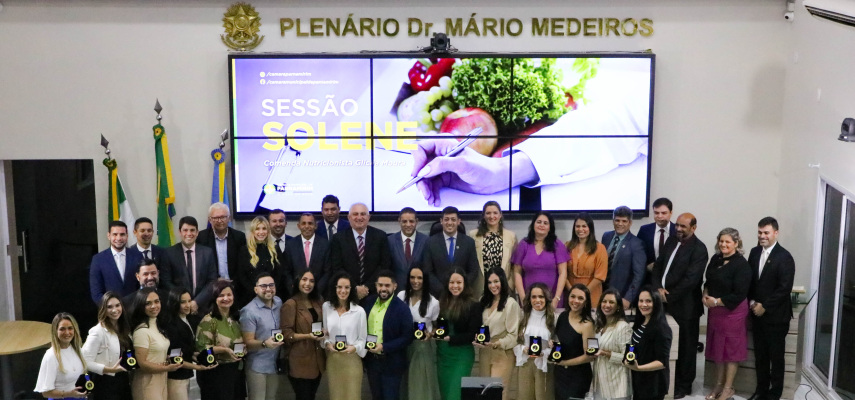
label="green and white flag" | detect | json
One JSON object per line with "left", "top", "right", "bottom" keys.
{"left": 103, "top": 158, "right": 136, "bottom": 237}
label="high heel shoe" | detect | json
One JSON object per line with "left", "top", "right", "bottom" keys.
{"left": 706, "top": 383, "right": 724, "bottom": 400}
{"left": 716, "top": 386, "right": 736, "bottom": 400}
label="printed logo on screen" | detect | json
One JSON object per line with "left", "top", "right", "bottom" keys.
{"left": 221, "top": 2, "right": 265, "bottom": 51}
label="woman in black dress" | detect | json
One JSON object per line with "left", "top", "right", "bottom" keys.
{"left": 162, "top": 287, "right": 215, "bottom": 400}
{"left": 237, "top": 216, "right": 283, "bottom": 308}
{"left": 554, "top": 283, "right": 596, "bottom": 400}
{"left": 624, "top": 286, "right": 672, "bottom": 400}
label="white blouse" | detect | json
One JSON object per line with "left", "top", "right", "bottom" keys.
{"left": 397, "top": 291, "right": 440, "bottom": 332}
{"left": 34, "top": 347, "right": 86, "bottom": 393}
{"left": 81, "top": 323, "right": 122, "bottom": 376}
{"left": 322, "top": 302, "right": 368, "bottom": 358}
{"left": 513, "top": 309, "right": 553, "bottom": 372}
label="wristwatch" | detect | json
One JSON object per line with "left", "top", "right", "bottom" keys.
{"left": 262, "top": 341, "right": 268, "bottom": 348}
{"left": 714, "top": 299, "right": 718, "bottom": 307}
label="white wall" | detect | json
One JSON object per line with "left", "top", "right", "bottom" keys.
{"left": 0, "top": 1, "right": 791, "bottom": 281}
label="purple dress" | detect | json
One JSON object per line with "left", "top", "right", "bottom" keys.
{"left": 511, "top": 239, "right": 570, "bottom": 299}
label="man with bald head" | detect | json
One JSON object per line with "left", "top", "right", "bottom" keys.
{"left": 329, "top": 203, "right": 392, "bottom": 299}
{"left": 652, "top": 212, "right": 709, "bottom": 399}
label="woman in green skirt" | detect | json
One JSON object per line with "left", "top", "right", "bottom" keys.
{"left": 398, "top": 264, "right": 441, "bottom": 400}
{"left": 435, "top": 268, "right": 482, "bottom": 400}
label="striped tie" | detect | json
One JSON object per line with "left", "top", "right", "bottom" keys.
{"left": 357, "top": 235, "right": 365, "bottom": 282}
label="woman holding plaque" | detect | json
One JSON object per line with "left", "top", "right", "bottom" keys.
{"left": 130, "top": 288, "right": 182, "bottom": 400}
{"left": 282, "top": 270, "right": 326, "bottom": 400}
{"left": 566, "top": 213, "right": 608, "bottom": 308}
{"left": 703, "top": 228, "right": 751, "bottom": 400}
{"left": 163, "top": 287, "right": 213, "bottom": 400}
{"left": 322, "top": 271, "right": 367, "bottom": 400}
{"left": 237, "top": 216, "right": 283, "bottom": 308}
{"left": 34, "top": 313, "right": 89, "bottom": 399}
{"left": 476, "top": 267, "right": 521, "bottom": 400}
{"left": 513, "top": 283, "right": 556, "bottom": 400}
{"left": 195, "top": 281, "right": 247, "bottom": 400}
{"left": 436, "top": 268, "right": 481, "bottom": 400}
{"left": 554, "top": 284, "right": 596, "bottom": 400}
{"left": 592, "top": 288, "right": 633, "bottom": 400}
{"left": 624, "top": 287, "right": 672, "bottom": 400}
{"left": 471, "top": 201, "right": 518, "bottom": 297}
{"left": 398, "top": 264, "right": 441, "bottom": 400}
{"left": 512, "top": 212, "right": 569, "bottom": 309}
{"left": 81, "top": 292, "right": 132, "bottom": 400}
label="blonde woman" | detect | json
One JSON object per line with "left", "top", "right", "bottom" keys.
{"left": 35, "top": 313, "right": 89, "bottom": 399}
{"left": 470, "top": 201, "right": 518, "bottom": 298}
{"left": 237, "top": 216, "right": 282, "bottom": 308}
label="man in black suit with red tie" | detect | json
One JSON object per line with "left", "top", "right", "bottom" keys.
{"left": 652, "top": 212, "right": 708, "bottom": 399}
{"left": 747, "top": 217, "right": 795, "bottom": 400}
{"left": 329, "top": 203, "right": 391, "bottom": 300}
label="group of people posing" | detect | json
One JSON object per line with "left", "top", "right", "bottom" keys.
{"left": 35, "top": 196, "right": 794, "bottom": 400}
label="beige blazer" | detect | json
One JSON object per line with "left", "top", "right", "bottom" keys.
{"left": 470, "top": 228, "right": 518, "bottom": 295}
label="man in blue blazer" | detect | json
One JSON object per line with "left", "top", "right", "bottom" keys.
{"left": 89, "top": 221, "right": 143, "bottom": 304}
{"left": 316, "top": 194, "right": 350, "bottom": 241}
{"left": 601, "top": 206, "right": 647, "bottom": 308}
{"left": 636, "top": 197, "right": 677, "bottom": 272}
{"left": 126, "top": 217, "right": 174, "bottom": 290}
{"left": 388, "top": 207, "right": 428, "bottom": 288}
{"left": 361, "top": 270, "right": 414, "bottom": 400}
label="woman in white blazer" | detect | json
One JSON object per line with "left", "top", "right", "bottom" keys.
{"left": 470, "top": 201, "right": 518, "bottom": 299}
{"left": 81, "top": 291, "right": 133, "bottom": 400}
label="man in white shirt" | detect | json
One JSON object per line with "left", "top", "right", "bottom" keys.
{"left": 89, "top": 221, "right": 142, "bottom": 303}
{"left": 637, "top": 198, "right": 677, "bottom": 271}
{"left": 268, "top": 209, "right": 292, "bottom": 255}
{"left": 317, "top": 194, "right": 350, "bottom": 241}
{"left": 283, "top": 213, "right": 331, "bottom": 296}
{"left": 127, "top": 217, "right": 173, "bottom": 289}
{"left": 387, "top": 207, "right": 428, "bottom": 289}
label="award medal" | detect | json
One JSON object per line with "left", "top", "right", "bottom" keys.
{"left": 335, "top": 341, "right": 346, "bottom": 350}
{"left": 125, "top": 350, "right": 137, "bottom": 367}
{"left": 274, "top": 332, "right": 284, "bottom": 342}
{"left": 366, "top": 341, "right": 376, "bottom": 349}
{"left": 84, "top": 375, "right": 94, "bottom": 391}
{"left": 626, "top": 345, "right": 636, "bottom": 362}
{"left": 206, "top": 348, "right": 215, "bottom": 364}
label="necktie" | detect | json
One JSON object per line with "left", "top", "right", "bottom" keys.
{"left": 658, "top": 228, "right": 665, "bottom": 258}
{"left": 328, "top": 224, "right": 335, "bottom": 239}
{"left": 608, "top": 235, "right": 619, "bottom": 265}
{"left": 185, "top": 250, "right": 195, "bottom": 292}
{"left": 275, "top": 238, "right": 282, "bottom": 252}
{"left": 405, "top": 238, "right": 412, "bottom": 263}
{"left": 143, "top": 249, "right": 150, "bottom": 260}
{"left": 357, "top": 235, "right": 365, "bottom": 282}
{"left": 117, "top": 253, "right": 125, "bottom": 280}
{"left": 448, "top": 237, "right": 455, "bottom": 262}
{"left": 759, "top": 249, "right": 769, "bottom": 277}
{"left": 304, "top": 240, "right": 311, "bottom": 266}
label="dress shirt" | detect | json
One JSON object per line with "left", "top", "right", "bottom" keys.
{"left": 397, "top": 291, "right": 439, "bottom": 332}
{"left": 325, "top": 221, "right": 339, "bottom": 236}
{"left": 214, "top": 231, "right": 230, "bottom": 279}
{"left": 111, "top": 247, "right": 127, "bottom": 280}
{"left": 137, "top": 244, "right": 153, "bottom": 259}
{"left": 301, "top": 234, "right": 316, "bottom": 259}
{"left": 758, "top": 242, "right": 777, "bottom": 277}
{"left": 82, "top": 323, "right": 123, "bottom": 376}
{"left": 443, "top": 232, "right": 458, "bottom": 253}
{"left": 322, "top": 301, "right": 368, "bottom": 357}
{"left": 661, "top": 242, "right": 681, "bottom": 287}
{"left": 34, "top": 347, "right": 85, "bottom": 393}
{"left": 352, "top": 228, "right": 366, "bottom": 244}
{"left": 183, "top": 244, "right": 197, "bottom": 292}
{"left": 368, "top": 298, "right": 391, "bottom": 344}
{"left": 607, "top": 231, "right": 629, "bottom": 256}
{"left": 239, "top": 296, "right": 283, "bottom": 374}
{"left": 401, "top": 232, "right": 416, "bottom": 252}
{"left": 273, "top": 235, "right": 287, "bottom": 253}
{"left": 653, "top": 223, "right": 672, "bottom": 260}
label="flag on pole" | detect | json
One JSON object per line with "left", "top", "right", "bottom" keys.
{"left": 211, "top": 148, "right": 231, "bottom": 209}
{"left": 103, "top": 158, "right": 136, "bottom": 235}
{"left": 153, "top": 121, "right": 176, "bottom": 247}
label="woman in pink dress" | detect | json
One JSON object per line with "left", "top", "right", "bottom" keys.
{"left": 511, "top": 212, "right": 569, "bottom": 310}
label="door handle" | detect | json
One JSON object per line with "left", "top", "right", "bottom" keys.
{"left": 20, "top": 230, "right": 29, "bottom": 273}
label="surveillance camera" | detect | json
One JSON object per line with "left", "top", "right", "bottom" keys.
{"left": 840, "top": 118, "right": 855, "bottom": 142}
{"left": 784, "top": 12, "right": 794, "bottom": 21}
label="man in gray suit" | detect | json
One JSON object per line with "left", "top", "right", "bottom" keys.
{"left": 423, "top": 206, "right": 479, "bottom": 298}
{"left": 164, "top": 216, "right": 218, "bottom": 314}
{"left": 600, "top": 206, "right": 647, "bottom": 309}
{"left": 388, "top": 207, "right": 428, "bottom": 288}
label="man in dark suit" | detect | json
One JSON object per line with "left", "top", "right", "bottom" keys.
{"left": 127, "top": 217, "right": 174, "bottom": 290}
{"left": 122, "top": 259, "right": 168, "bottom": 315}
{"left": 637, "top": 197, "right": 677, "bottom": 272}
{"left": 283, "top": 213, "right": 330, "bottom": 295}
{"left": 651, "top": 213, "right": 709, "bottom": 399}
{"left": 423, "top": 206, "right": 479, "bottom": 299}
{"left": 601, "top": 206, "right": 647, "bottom": 308}
{"left": 165, "top": 216, "right": 218, "bottom": 314}
{"left": 268, "top": 209, "right": 292, "bottom": 255}
{"left": 196, "top": 202, "right": 247, "bottom": 283}
{"left": 388, "top": 207, "right": 428, "bottom": 288}
{"left": 316, "top": 194, "right": 350, "bottom": 241}
{"left": 329, "top": 203, "right": 391, "bottom": 299}
{"left": 89, "top": 221, "right": 143, "bottom": 304}
{"left": 361, "top": 270, "right": 414, "bottom": 400}
{"left": 747, "top": 217, "right": 795, "bottom": 400}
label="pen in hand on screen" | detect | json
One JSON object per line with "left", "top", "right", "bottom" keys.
{"left": 396, "top": 127, "right": 484, "bottom": 194}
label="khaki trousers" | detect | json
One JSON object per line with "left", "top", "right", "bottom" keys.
{"left": 517, "top": 360, "right": 554, "bottom": 400}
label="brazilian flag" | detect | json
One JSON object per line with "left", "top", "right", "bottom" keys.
{"left": 153, "top": 123, "right": 176, "bottom": 246}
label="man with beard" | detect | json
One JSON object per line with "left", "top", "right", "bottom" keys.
{"left": 127, "top": 217, "right": 174, "bottom": 290}
{"left": 361, "top": 270, "right": 414, "bottom": 400}
{"left": 240, "top": 272, "right": 285, "bottom": 400}
{"left": 268, "top": 209, "right": 292, "bottom": 256}
{"left": 90, "top": 221, "right": 142, "bottom": 303}
{"left": 123, "top": 259, "right": 168, "bottom": 315}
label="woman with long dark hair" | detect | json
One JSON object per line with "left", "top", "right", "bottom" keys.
{"left": 511, "top": 212, "right": 569, "bottom": 309}
{"left": 566, "top": 213, "right": 608, "bottom": 307}
{"left": 436, "top": 268, "right": 482, "bottom": 400}
{"left": 471, "top": 201, "right": 518, "bottom": 298}
{"left": 624, "top": 287, "right": 672, "bottom": 400}
{"left": 554, "top": 283, "right": 596, "bottom": 400}
{"left": 593, "top": 288, "right": 632, "bottom": 400}
{"left": 475, "top": 267, "right": 520, "bottom": 400}
{"left": 322, "top": 271, "right": 367, "bottom": 400}
{"left": 237, "top": 216, "right": 282, "bottom": 307}
{"left": 398, "top": 263, "right": 441, "bottom": 400}
{"left": 130, "top": 287, "right": 182, "bottom": 400}
{"left": 81, "top": 292, "right": 132, "bottom": 400}
{"left": 282, "top": 270, "right": 326, "bottom": 400}
{"left": 35, "top": 313, "right": 88, "bottom": 399}
{"left": 195, "top": 281, "right": 246, "bottom": 400}
{"left": 513, "top": 283, "right": 556, "bottom": 400}
{"left": 163, "top": 287, "right": 213, "bottom": 400}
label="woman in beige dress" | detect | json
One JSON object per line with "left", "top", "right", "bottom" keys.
{"left": 129, "top": 287, "right": 182, "bottom": 400}
{"left": 474, "top": 267, "right": 520, "bottom": 400}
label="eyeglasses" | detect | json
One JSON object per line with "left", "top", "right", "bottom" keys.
{"left": 210, "top": 216, "right": 229, "bottom": 222}
{"left": 256, "top": 283, "right": 275, "bottom": 290}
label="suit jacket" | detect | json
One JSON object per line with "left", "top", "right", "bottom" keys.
{"left": 280, "top": 297, "right": 326, "bottom": 379}
{"left": 361, "top": 295, "right": 414, "bottom": 371}
{"left": 329, "top": 226, "right": 392, "bottom": 293}
{"left": 470, "top": 228, "right": 518, "bottom": 293}
{"left": 423, "top": 233, "right": 479, "bottom": 299}
{"left": 601, "top": 231, "right": 647, "bottom": 303}
{"left": 652, "top": 234, "right": 709, "bottom": 320}
{"left": 89, "top": 248, "right": 143, "bottom": 304}
{"left": 316, "top": 218, "right": 350, "bottom": 241}
{"left": 747, "top": 243, "right": 795, "bottom": 324}
{"left": 283, "top": 235, "right": 331, "bottom": 297}
{"left": 127, "top": 244, "right": 174, "bottom": 290}
{"left": 272, "top": 234, "right": 293, "bottom": 258}
{"left": 197, "top": 227, "right": 247, "bottom": 281}
{"left": 630, "top": 318, "right": 672, "bottom": 399}
{"left": 165, "top": 243, "right": 219, "bottom": 311}
{"left": 637, "top": 222, "right": 677, "bottom": 265}
{"left": 388, "top": 231, "right": 428, "bottom": 288}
